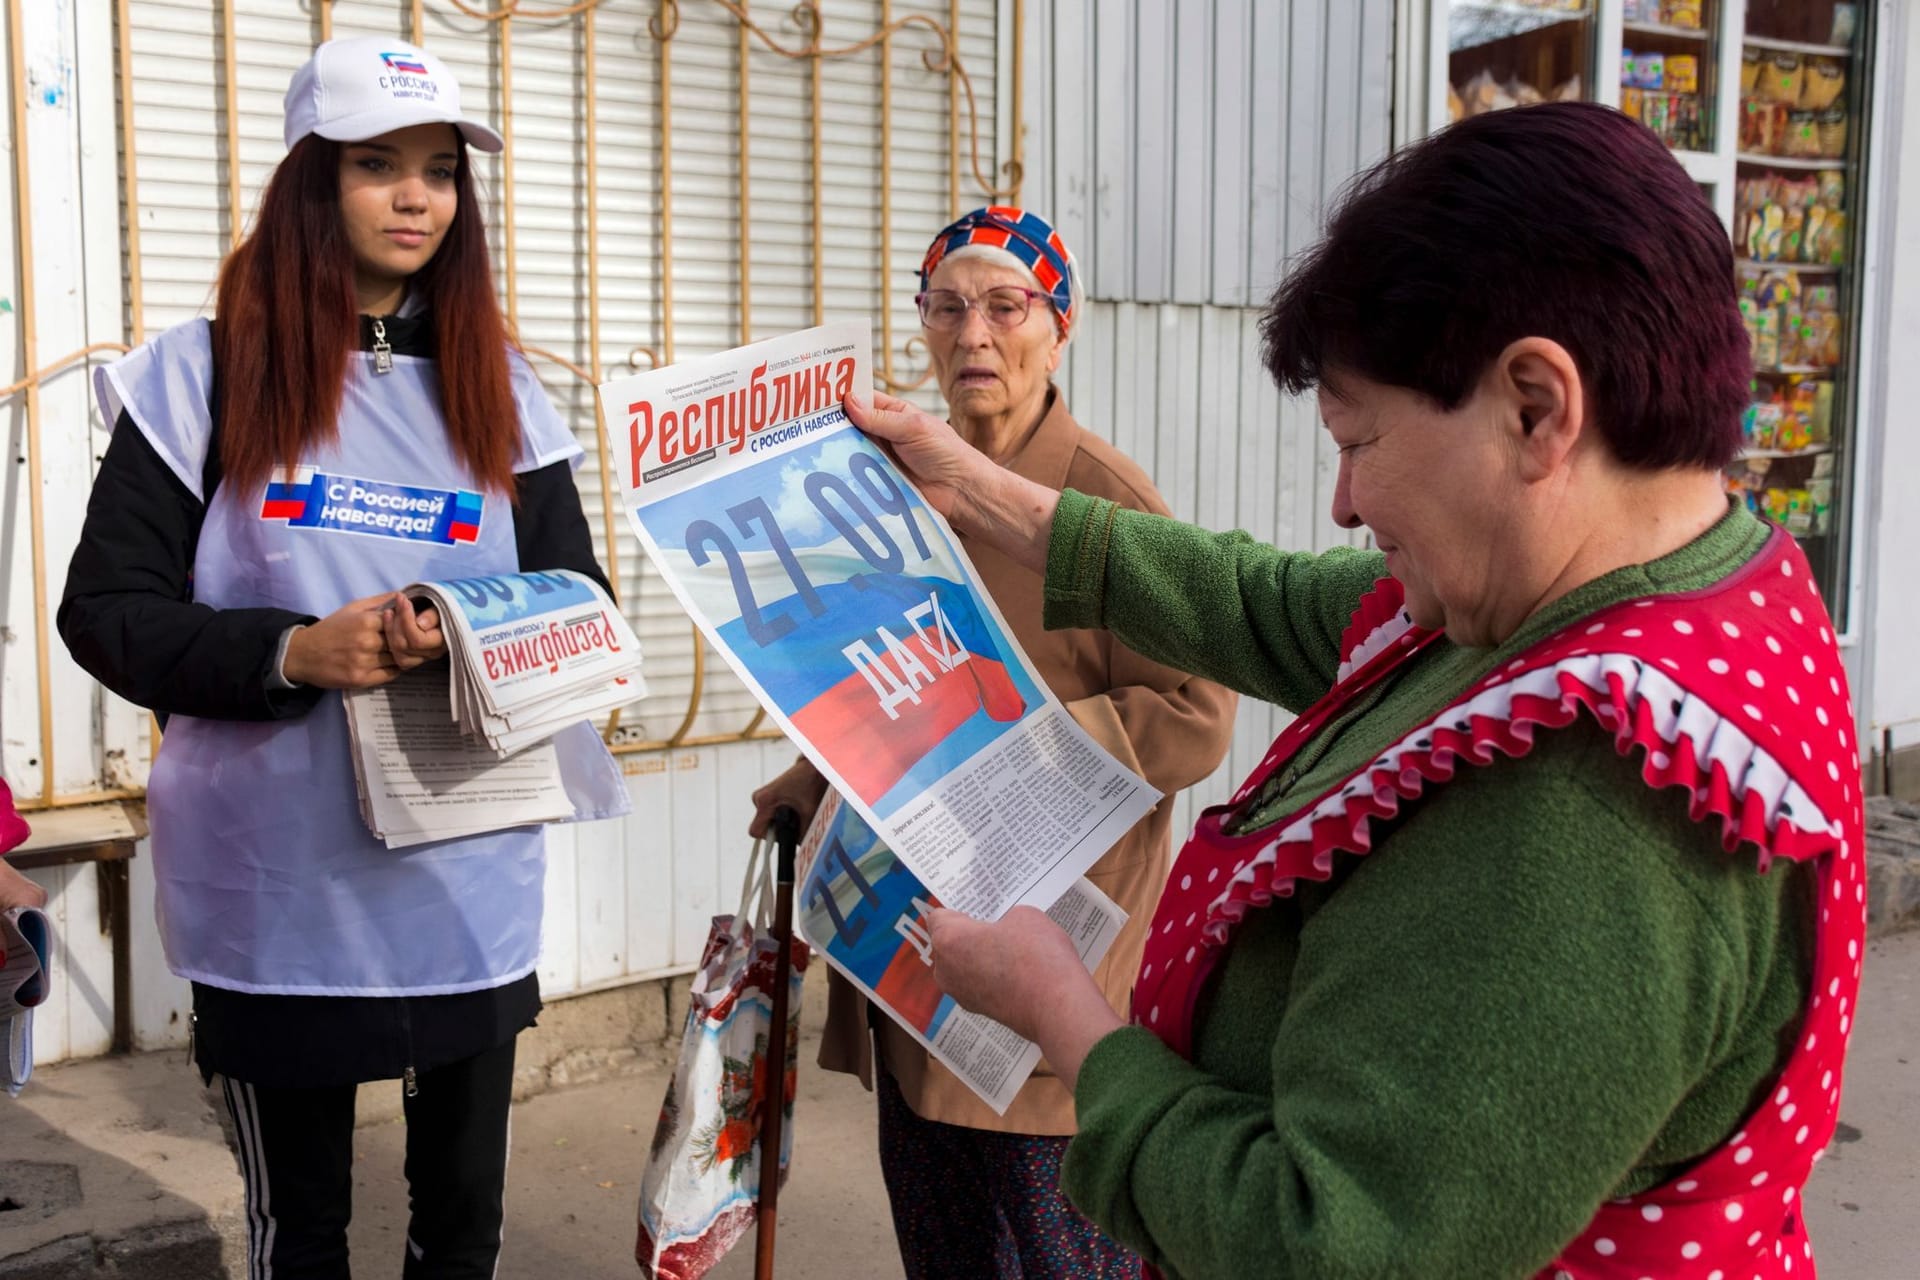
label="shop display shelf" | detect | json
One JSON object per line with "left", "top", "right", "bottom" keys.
{"left": 1742, "top": 34, "right": 1853, "bottom": 59}
{"left": 1737, "top": 152, "right": 1848, "bottom": 171}
{"left": 1737, "top": 444, "right": 1833, "bottom": 461}
{"left": 1452, "top": 0, "right": 1589, "bottom": 17}
{"left": 1753, "top": 365, "right": 1835, "bottom": 378}
{"left": 1624, "top": 21, "right": 1708, "bottom": 42}
{"left": 1672, "top": 150, "right": 1721, "bottom": 182}
{"left": 1736, "top": 259, "right": 1844, "bottom": 274}
{"left": 1449, "top": 1, "right": 1590, "bottom": 52}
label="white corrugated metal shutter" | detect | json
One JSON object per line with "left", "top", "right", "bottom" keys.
{"left": 1024, "top": 0, "right": 1395, "bottom": 307}
{"left": 1023, "top": 0, "right": 1397, "bottom": 840}
{"left": 45, "top": 1, "right": 1016, "bottom": 1038}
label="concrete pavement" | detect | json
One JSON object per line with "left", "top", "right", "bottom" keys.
{"left": 348, "top": 976, "right": 893, "bottom": 1280}
{"left": 5, "top": 934, "right": 1917, "bottom": 1278}
{"left": 1798, "top": 928, "right": 1920, "bottom": 1277}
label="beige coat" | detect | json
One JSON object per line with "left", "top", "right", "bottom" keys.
{"left": 816, "top": 387, "right": 1238, "bottom": 1135}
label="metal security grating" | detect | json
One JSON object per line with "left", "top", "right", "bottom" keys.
{"left": 0, "top": 0, "right": 1019, "bottom": 808}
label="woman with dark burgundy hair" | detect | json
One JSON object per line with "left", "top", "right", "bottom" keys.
{"left": 58, "top": 37, "right": 622, "bottom": 1280}
{"left": 850, "top": 102, "right": 1862, "bottom": 1279}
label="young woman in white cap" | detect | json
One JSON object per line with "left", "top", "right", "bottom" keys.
{"left": 59, "top": 37, "right": 625, "bottom": 1279}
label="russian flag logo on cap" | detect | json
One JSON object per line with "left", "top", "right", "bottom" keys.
{"left": 381, "top": 52, "right": 430, "bottom": 75}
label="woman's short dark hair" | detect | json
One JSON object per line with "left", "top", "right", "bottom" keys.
{"left": 1262, "top": 102, "right": 1750, "bottom": 471}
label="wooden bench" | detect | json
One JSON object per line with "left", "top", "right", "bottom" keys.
{"left": 9, "top": 801, "right": 146, "bottom": 1054}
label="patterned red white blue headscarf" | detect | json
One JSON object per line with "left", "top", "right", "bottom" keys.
{"left": 919, "top": 206, "right": 1077, "bottom": 339}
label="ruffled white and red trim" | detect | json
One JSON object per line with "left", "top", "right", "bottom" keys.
{"left": 1134, "top": 530, "right": 1865, "bottom": 1279}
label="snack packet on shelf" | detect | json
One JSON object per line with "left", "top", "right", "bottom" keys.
{"left": 1745, "top": 401, "right": 1784, "bottom": 452}
{"left": 1801, "top": 58, "right": 1845, "bottom": 111}
{"left": 1831, "top": 4, "right": 1858, "bottom": 47}
{"left": 1778, "top": 304, "right": 1806, "bottom": 368}
{"left": 1727, "top": 462, "right": 1767, "bottom": 515}
{"left": 1667, "top": 56, "right": 1700, "bottom": 97}
{"left": 1807, "top": 480, "right": 1833, "bottom": 535}
{"left": 1784, "top": 110, "right": 1822, "bottom": 159}
{"left": 1643, "top": 94, "right": 1671, "bottom": 141}
{"left": 1750, "top": 306, "right": 1781, "bottom": 369}
{"left": 1752, "top": 268, "right": 1799, "bottom": 311}
{"left": 1817, "top": 106, "right": 1847, "bottom": 159}
{"left": 1762, "top": 53, "right": 1805, "bottom": 106}
{"left": 1758, "top": 204, "right": 1787, "bottom": 260}
{"left": 1781, "top": 384, "right": 1818, "bottom": 450}
{"left": 1804, "top": 206, "right": 1829, "bottom": 264}
{"left": 1812, "top": 381, "right": 1835, "bottom": 443}
{"left": 1462, "top": 69, "right": 1513, "bottom": 116}
{"left": 1753, "top": 102, "right": 1789, "bottom": 155}
{"left": 1785, "top": 208, "right": 1810, "bottom": 260}
{"left": 1739, "top": 100, "right": 1765, "bottom": 154}
{"left": 1786, "top": 490, "right": 1815, "bottom": 537}
{"left": 1813, "top": 310, "right": 1843, "bottom": 368}
{"left": 1816, "top": 210, "right": 1847, "bottom": 265}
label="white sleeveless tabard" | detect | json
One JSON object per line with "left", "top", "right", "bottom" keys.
{"left": 94, "top": 319, "right": 629, "bottom": 996}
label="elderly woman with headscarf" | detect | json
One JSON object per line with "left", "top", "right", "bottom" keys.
{"left": 750, "top": 207, "right": 1236, "bottom": 1277}
{"left": 848, "top": 105, "right": 1864, "bottom": 1280}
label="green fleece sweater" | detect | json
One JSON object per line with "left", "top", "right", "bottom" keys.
{"left": 1043, "top": 493, "right": 1812, "bottom": 1280}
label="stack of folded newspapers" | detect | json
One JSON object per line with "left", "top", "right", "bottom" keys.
{"left": 344, "top": 570, "right": 644, "bottom": 848}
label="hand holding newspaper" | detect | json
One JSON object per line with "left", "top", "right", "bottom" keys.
{"left": 344, "top": 569, "right": 644, "bottom": 848}
{"left": 796, "top": 792, "right": 1124, "bottom": 1114}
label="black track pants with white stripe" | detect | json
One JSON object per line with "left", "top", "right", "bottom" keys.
{"left": 217, "top": 1037, "right": 517, "bottom": 1279}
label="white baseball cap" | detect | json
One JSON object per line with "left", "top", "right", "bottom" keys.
{"left": 283, "top": 36, "right": 504, "bottom": 153}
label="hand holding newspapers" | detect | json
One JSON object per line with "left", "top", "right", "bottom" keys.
{"left": 597, "top": 321, "right": 1159, "bottom": 1108}
{"left": 344, "top": 570, "right": 644, "bottom": 848}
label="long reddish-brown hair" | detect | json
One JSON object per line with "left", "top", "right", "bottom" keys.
{"left": 212, "top": 133, "right": 520, "bottom": 498}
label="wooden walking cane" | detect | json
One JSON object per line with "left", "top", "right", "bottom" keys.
{"left": 754, "top": 805, "right": 801, "bottom": 1280}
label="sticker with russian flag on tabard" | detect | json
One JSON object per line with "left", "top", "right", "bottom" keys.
{"left": 260, "top": 466, "right": 483, "bottom": 546}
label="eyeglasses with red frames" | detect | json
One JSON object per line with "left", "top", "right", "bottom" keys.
{"left": 915, "top": 286, "right": 1050, "bottom": 332}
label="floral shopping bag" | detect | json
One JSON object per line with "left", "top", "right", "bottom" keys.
{"left": 1, "top": 777, "right": 43, "bottom": 1097}
{"left": 636, "top": 837, "right": 809, "bottom": 1279}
